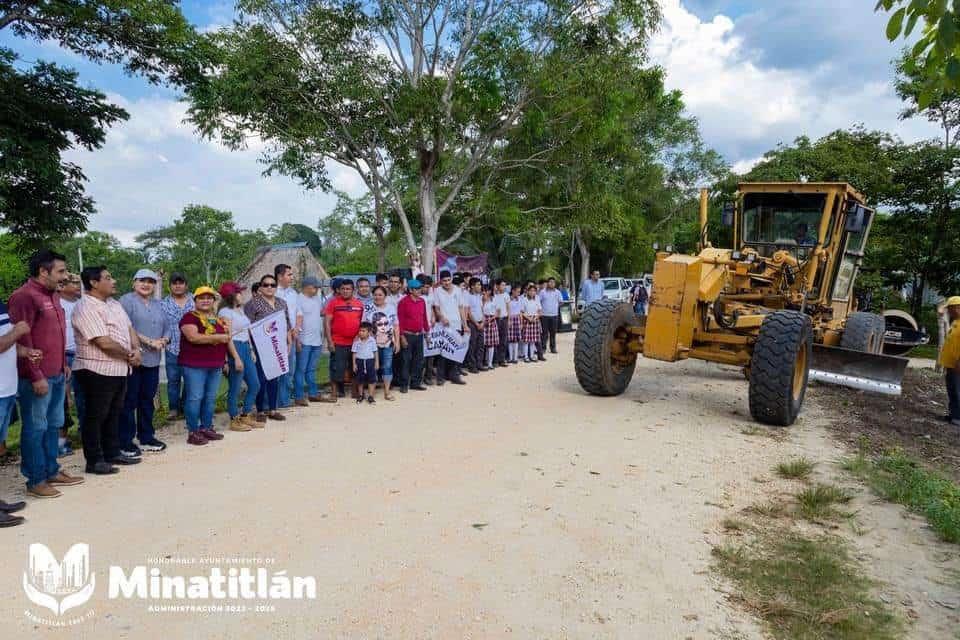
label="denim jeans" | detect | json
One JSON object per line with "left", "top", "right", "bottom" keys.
{"left": 256, "top": 360, "right": 279, "bottom": 412}
{"left": 165, "top": 352, "right": 185, "bottom": 413}
{"left": 277, "top": 345, "right": 296, "bottom": 408}
{"left": 947, "top": 370, "right": 960, "bottom": 420}
{"left": 378, "top": 346, "right": 395, "bottom": 382}
{"left": 182, "top": 366, "right": 220, "bottom": 433}
{"left": 227, "top": 341, "right": 260, "bottom": 418}
{"left": 295, "top": 344, "right": 323, "bottom": 400}
{"left": 119, "top": 365, "right": 159, "bottom": 448}
{"left": 0, "top": 394, "right": 16, "bottom": 443}
{"left": 18, "top": 374, "right": 65, "bottom": 488}
{"left": 65, "top": 352, "right": 85, "bottom": 428}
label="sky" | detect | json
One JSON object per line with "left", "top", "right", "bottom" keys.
{"left": 2, "top": 0, "right": 942, "bottom": 244}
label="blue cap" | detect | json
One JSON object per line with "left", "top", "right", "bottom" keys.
{"left": 407, "top": 278, "right": 422, "bottom": 289}
{"left": 302, "top": 276, "right": 320, "bottom": 288}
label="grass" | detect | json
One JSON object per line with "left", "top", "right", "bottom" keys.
{"left": 713, "top": 528, "right": 901, "bottom": 640}
{"left": 843, "top": 450, "right": 960, "bottom": 544}
{"left": 2, "top": 355, "right": 332, "bottom": 454}
{"left": 745, "top": 501, "right": 787, "bottom": 519}
{"left": 776, "top": 458, "right": 816, "bottom": 481}
{"left": 907, "top": 344, "right": 939, "bottom": 360}
{"left": 797, "top": 484, "right": 854, "bottom": 522}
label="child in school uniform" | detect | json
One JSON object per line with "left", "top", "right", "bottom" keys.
{"left": 507, "top": 284, "right": 523, "bottom": 363}
{"left": 482, "top": 287, "right": 500, "bottom": 370}
{"left": 520, "top": 283, "right": 542, "bottom": 362}
{"left": 352, "top": 322, "right": 380, "bottom": 404}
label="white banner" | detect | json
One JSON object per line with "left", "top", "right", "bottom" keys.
{"left": 423, "top": 324, "right": 469, "bottom": 363}
{"left": 248, "top": 311, "right": 289, "bottom": 380}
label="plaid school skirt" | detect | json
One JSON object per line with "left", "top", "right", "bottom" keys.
{"left": 521, "top": 316, "right": 541, "bottom": 343}
{"left": 507, "top": 315, "right": 522, "bottom": 343}
{"left": 483, "top": 316, "right": 500, "bottom": 347}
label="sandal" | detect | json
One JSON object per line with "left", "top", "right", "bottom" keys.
{"left": 384, "top": 393, "right": 395, "bottom": 401}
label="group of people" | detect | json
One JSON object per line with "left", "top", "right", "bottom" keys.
{"left": 0, "top": 249, "right": 570, "bottom": 528}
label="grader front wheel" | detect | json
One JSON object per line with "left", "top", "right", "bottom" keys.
{"left": 748, "top": 311, "right": 813, "bottom": 426}
{"left": 574, "top": 299, "right": 638, "bottom": 396}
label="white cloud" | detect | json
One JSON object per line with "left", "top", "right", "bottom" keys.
{"left": 65, "top": 95, "right": 366, "bottom": 244}
{"left": 651, "top": 0, "right": 940, "bottom": 167}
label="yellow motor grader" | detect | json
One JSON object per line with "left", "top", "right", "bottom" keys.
{"left": 573, "top": 182, "right": 908, "bottom": 426}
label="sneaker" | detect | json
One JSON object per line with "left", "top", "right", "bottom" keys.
{"left": 27, "top": 482, "right": 61, "bottom": 499}
{"left": 120, "top": 446, "right": 142, "bottom": 459}
{"left": 187, "top": 432, "right": 209, "bottom": 446}
{"left": 229, "top": 417, "right": 252, "bottom": 432}
{"left": 240, "top": 414, "right": 260, "bottom": 428}
{"left": 140, "top": 438, "right": 167, "bottom": 452}
{"left": 48, "top": 471, "right": 84, "bottom": 486}
{"left": 0, "top": 512, "right": 25, "bottom": 527}
{"left": 85, "top": 462, "right": 119, "bottom": 475}
{"left": 108, "top": 454, "right": 141, "bottom": 465}
{"left": 200, "top": 428, "right": 224, "bottom": 441}
{"left": 356, "top": 396, "right": 363, "bottom": 404}
{"left": 367, "top": 396, "right": 376, "bottom": 404}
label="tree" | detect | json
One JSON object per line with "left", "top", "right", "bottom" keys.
{"left": 896, "top": 52, "right": 960, "bottom": 148}
{"left": 0, "top": 234, "right": 28, "bottom": 299}
{"left": 57, "top": 231, "right": 146, "bottom": 293}
{"left": 268, "top": 223, "right": 323, "bottom": 257}
{"left": 882, "top": 141, "right": 960, "bottom": 315}
{"left": 137, "top": 205, "right": 268, "bottom": 286}
{"left": 187, "top": 0, "right": 662, "bottom": 274}
{"left": 879, "top": 0, "right": 960, "bottom": 108}
{"left": 0, "top": 1, "right": 205, "bottom": 241}
{"left": 317, "top": 191, "right": 406, "bottom": 273}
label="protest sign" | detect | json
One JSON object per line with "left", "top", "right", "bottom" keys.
{"left": 248, "top": 311, "right": 289, "bottom": 380}
{"left": 423, "top": 324, "right": 469, "bottom": 363}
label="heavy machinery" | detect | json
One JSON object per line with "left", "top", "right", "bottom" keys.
{"left": 573, "top": 182, "right": 910, "bottom": 426}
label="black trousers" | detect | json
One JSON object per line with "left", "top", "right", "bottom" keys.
{"left": 495, "top": 317, "right": 509, "bottom": 364}
{"left": 398, "top": 333, "right": 425, "bottom": 388}
{"left": 75, "top": 370, "right": 125, "bottom": 464}
{"left": 466, "top": 323, "right": 484, "bottom": 370}
{"left": 540, "top": 315, "right": 559, "bottom": 353}
{"left": 437, "top": 356, "right": 463, "bottom": 382}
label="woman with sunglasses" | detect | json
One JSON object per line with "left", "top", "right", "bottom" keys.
{"left": 244, "top": 274, "right": 289, "bottom": 422}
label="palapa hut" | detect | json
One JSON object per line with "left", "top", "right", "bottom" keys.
{"left": 239, "top": 242, "right": 330, "bottom": 289}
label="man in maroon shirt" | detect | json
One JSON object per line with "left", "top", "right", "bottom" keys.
{"left": 8, "top": 250, "right": 84, "bottom": 498}
{"left": 396, "top": 279, "right": 429, "bottom": 392}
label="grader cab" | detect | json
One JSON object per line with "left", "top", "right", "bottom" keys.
{"left": 573, "top": 182, "right": 908, "bottom": 426}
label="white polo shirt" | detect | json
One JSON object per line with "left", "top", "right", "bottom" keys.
{"left": 433, "top": 286, "right": 464, "bottom": 331}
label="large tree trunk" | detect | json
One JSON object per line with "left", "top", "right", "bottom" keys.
{"left": 574, "top": 227, "right": 590, "bottom": 290}
{"left": 419, "top": 149, "right": 440, "bottom": 276}
{"left": 371, "top": 188, "right": 386, "bottom": 273}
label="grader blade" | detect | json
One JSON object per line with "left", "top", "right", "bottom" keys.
{"left": 809, "top": 344, "right": 907, "bottom": 396}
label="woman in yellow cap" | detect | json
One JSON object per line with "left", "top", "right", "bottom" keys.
{"left": 179, "top": 286, "right": 235, "bottom": 445}
{"left": 940, "top": 296, "right": 960, "bottom": 426}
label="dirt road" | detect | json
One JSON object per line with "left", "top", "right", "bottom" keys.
{"left": 0, "top": 332, "right": 937, "bottom": 638}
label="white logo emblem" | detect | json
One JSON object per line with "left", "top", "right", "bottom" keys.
{"left": 23, "top": 543, "right": 95, "bottom": 615}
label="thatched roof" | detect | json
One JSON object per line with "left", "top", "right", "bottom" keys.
{"left": 238, "top": 242, "right": 329, "bottom": 289}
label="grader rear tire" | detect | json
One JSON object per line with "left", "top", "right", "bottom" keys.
{"left": 748, "top": 310, "right": 812, "bottom": 426}
{"left": 841, "top": 311, "right": 886, "bottom": 354}
{"left": 574, "top": 298, "right": 638, "bottom": 396}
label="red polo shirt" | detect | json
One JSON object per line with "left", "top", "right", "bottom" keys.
{"left": 8, "top": 278, "right": 66, "bottom": 381}
{"left": 324, "top": 296, "right": 364, "bottom": 346}
{"left": 397, "top": 295, "right": 429, "bottom": 333}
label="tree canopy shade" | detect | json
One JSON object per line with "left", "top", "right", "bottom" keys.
{"left": 0, "top": 1, "right": 205, "bottom": 243}
{"left": 186, "top": 0, "right": 662, "bottom": 274}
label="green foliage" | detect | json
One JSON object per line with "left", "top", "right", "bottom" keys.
{"left": 845, "top": 450, "right": 960, "bottom": 544}
{"left": 56, "top": 230, "right": 146, "bottom": 295}
{"left": 0, "top": 234, "right": 28, "bottom": 299}
{"left": 775, "top": 458, "right": 816, "bottom": 481}
{"left": 318, "top": 191, "right": 406, "bottom": 274}
{"left": 879, "top": 0, "right": 960, "bottom": 108}
{"left": 136, "top": 205, "right": 269, "bottom": 287}
{"left": 268, "top": 223, "right": 323, "bottom": 256}
{"left": 713, "top": 529, "right": 901, "bottom": 640}
{"left": 796, "top": 484, "right": 854, "bottom": 522}
{"left": 0, "top": 1, "right": 205, "bottom": 242}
